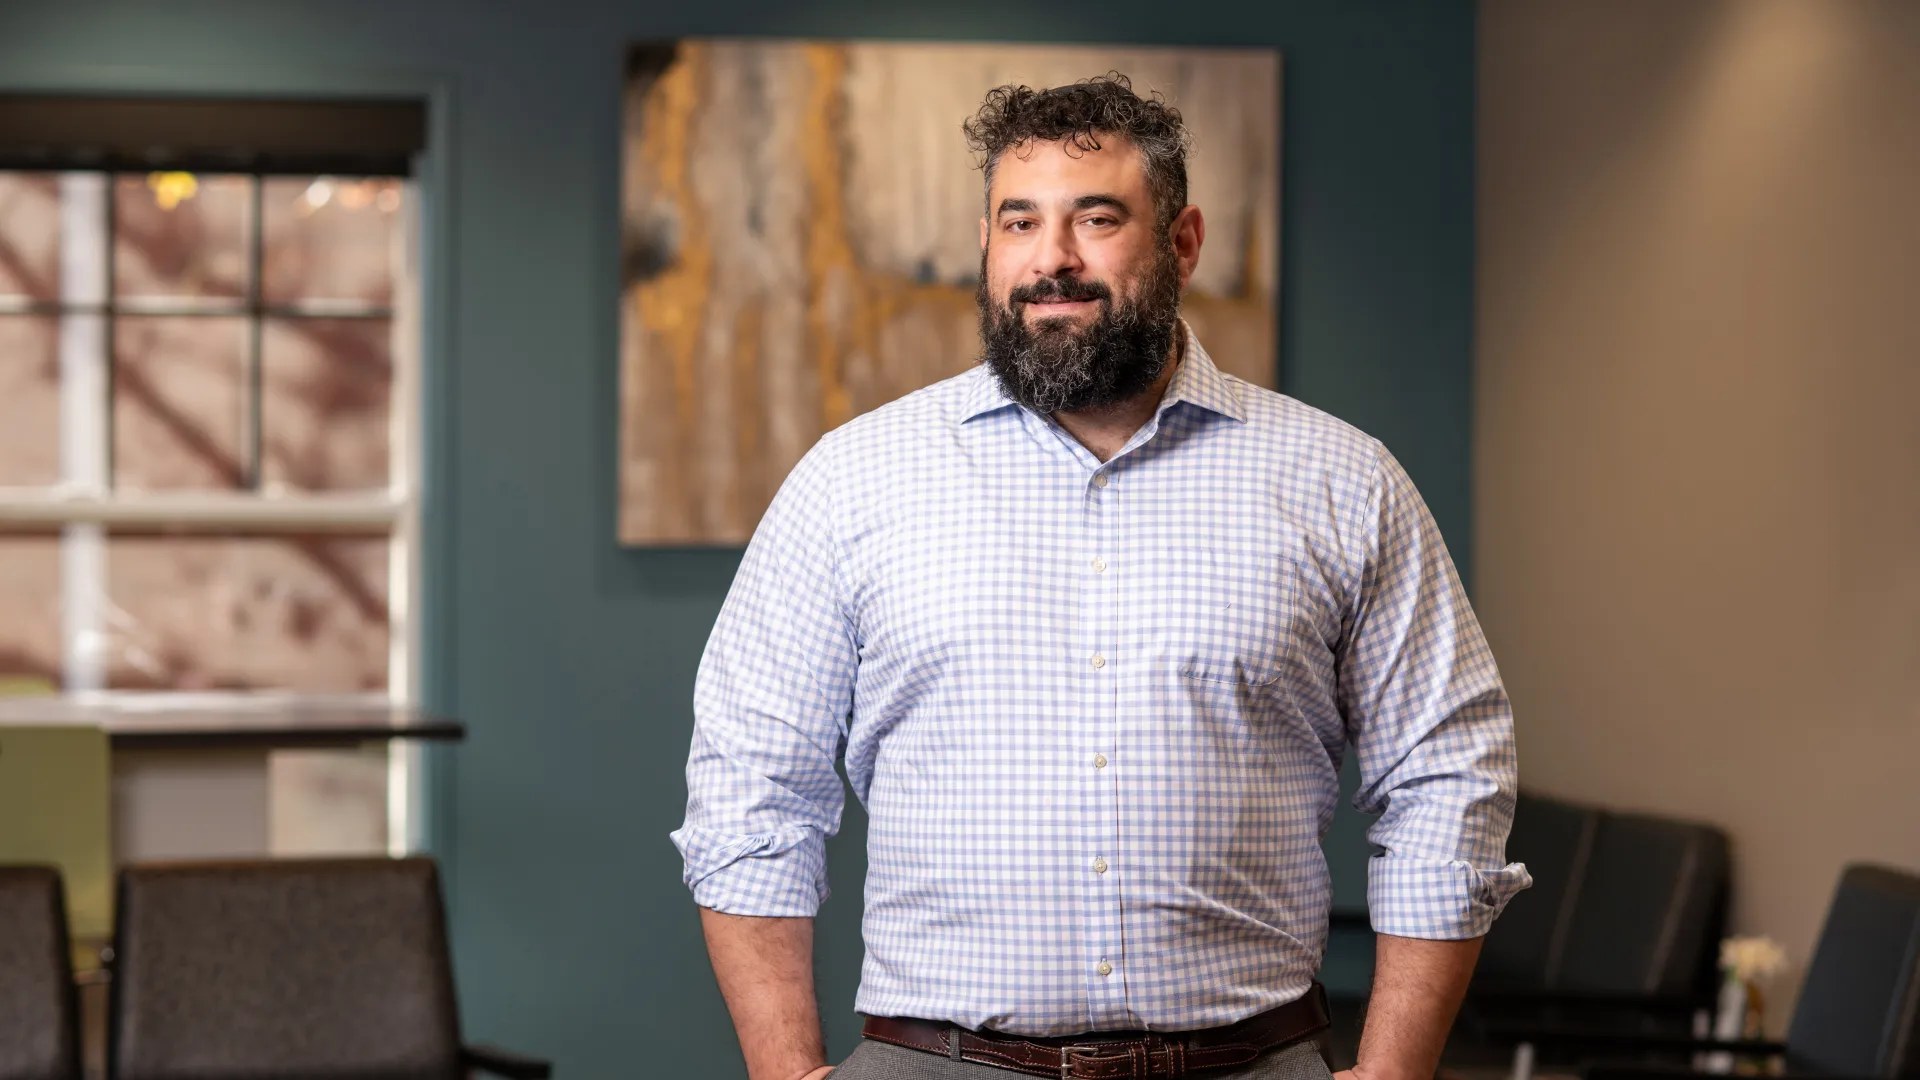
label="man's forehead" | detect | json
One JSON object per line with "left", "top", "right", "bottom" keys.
{"left": 990, "top": 136, "right": 1149, "bottom": 199}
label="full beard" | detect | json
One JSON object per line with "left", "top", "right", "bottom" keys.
{"left": 977, "top": 243, "right": 1183, "bottom": 414}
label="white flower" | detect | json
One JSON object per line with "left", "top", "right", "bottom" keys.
{"left": 1720, "top": 935, "right": 1788, "bottom": 982}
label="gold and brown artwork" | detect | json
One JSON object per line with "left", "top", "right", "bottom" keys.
{"left": 620, "top": 40, "right": 1281, "bottom": 544}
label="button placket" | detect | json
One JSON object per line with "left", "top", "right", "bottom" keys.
{"left": 1081, "top": 460, "right": 1127, "bottom": 1024}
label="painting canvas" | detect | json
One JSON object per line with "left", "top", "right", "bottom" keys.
{"left": 620, "top": 40, "right": 1281, "bottom": 544}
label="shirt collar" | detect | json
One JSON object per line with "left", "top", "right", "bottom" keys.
{"left": 959, "top": 362, "right": 1017, "bottom": 422}
{"left": 959, "top": 321, "right": 1247, "bottom": 425}
{"left": 1159, "top": 325, "right": 1248, "bottom": 424}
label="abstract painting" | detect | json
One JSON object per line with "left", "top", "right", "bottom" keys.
{"left": 620, "top": 39, "right": 1280, "bottom": 544}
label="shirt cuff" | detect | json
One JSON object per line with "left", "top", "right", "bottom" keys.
{"left": 1366, "top": 854, "right": 1533, "bottom": 940}
{"left": 673, "top": 825, "right": 831, "bottom": 918}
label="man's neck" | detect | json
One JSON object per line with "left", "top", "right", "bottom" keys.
{"left": 1052, "top": 337, "right": 1185, "bottom": 464}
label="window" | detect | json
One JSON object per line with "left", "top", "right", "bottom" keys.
{"left": 0, "top": 167, "right": 421, "bottom": 851}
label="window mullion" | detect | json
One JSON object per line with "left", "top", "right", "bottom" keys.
{"left": 58, "top": 172, "right": 111, "bottom": 691}
{"left": 387, "top": 178, "right": 423, "bottom": 854}
{"left": 246, "top": 173, "right": 266, "bottom": 491}
{"left": 0, "top": 489, "right": 406, "bottom": 530}
{"left": 58, "top": 174, "right": 110, "bottom": 492}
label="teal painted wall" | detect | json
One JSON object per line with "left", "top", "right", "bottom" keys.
{"left": 0, "top": 1, "right": 1470, "bottom": 1072}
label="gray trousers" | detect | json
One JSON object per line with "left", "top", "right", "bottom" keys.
{"left": 829, "top": 1034, "right": 1335, "bottom": 1080}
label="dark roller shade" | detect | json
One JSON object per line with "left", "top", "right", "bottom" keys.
{"left": 0, "top": 96, "right": 426, "bottom": 175}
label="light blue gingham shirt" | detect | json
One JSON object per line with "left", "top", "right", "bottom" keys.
{"left": 673, "top": 328, "right": 1529, "bottom": 1036}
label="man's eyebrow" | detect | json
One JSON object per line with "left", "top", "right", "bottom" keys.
{"left": 994, "top": 194, "right": 1133, "bottom": 218}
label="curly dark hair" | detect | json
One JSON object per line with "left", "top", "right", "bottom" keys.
{"left": 963, "top": 73, "right": 1192, "bottom": 231}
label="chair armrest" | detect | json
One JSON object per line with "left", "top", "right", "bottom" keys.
{"left": 1457, "top": 989, "right": 1708, "bottom": 1043}
{"left": 462, "top": 1042, "right": 553, "bottom": 1079}
{"left": 1582, "top": 1060, "right": 1881, "bottom": 1068}
{"left": 1466, "top": 987, "right": 1706, "bottom": 1011}
{"left": 1486, "top": 1026, "right": 1786, "bottom": 1056}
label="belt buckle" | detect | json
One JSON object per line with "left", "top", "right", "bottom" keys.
{"left": 1059, "top": 1045, "right": 1102, "bottom": 1078}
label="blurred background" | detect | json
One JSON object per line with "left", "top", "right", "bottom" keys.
{"left": 0, "top": 2, "right": 1913, "bottom": 1079}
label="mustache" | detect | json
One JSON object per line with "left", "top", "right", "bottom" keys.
{"left": 1008, "top": 276, "right": 1112, "bottom": 306}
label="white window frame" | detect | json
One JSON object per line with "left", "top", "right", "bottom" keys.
{"left": 0, "top": 170, "right": 425, "bottom": 855}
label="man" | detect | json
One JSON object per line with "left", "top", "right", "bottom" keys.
{"left": 674, "top": 75, "right": 1528, "bottom": 1080}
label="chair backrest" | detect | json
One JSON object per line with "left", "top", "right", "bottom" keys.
{"left": 1477, "top": 791, "right": 1601, "bottom": 987}
{"left": 1554, "top": 810, "right": 1730, "bottom": 995}
{"left": 0, "top": 866, "right": 80, "bottom": 1080}
{"left": 1786, "top": 864, "right": 1920, "bottom": 1077}
{"left": 109, "top": 858, "right": 463, "bottom": 1080}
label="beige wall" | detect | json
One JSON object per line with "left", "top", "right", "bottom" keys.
{"left": 1477, "top": 0, "right": 1920, "bottom": 1029}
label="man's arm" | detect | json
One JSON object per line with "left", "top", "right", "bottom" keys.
{"left": 671, "top": 443, "right": 858, "bottom": 1078}
{"left": 700, "top": 909, "right": 834, "bottom": 1080}
{"left": 1335, "top": 445, "right": 1529, "bottom": 1076}
{"left": 1343, "top": 935, "right": 1483, "bottom": 1080}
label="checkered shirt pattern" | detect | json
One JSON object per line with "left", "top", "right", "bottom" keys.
{"left": 672, "top": 328, "right": 1530, "bottom": 1036}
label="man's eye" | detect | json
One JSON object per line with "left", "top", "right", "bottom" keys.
{"left": 1006, "top": 220, "right": 1035, "bottom": 233}
{"left": 1082, "top": 216, "right": 1115, "bottom": 228}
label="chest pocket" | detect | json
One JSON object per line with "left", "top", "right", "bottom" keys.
{"left": 1156, "top": 547, "right": 1296, "bottom": 687}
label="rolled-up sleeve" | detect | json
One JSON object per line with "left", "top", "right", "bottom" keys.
{"left": 1339, "top": 445, "right": 1531, "bottom": 940}
{"left": 669, "top": 442, "right": 857, "bottom": 917}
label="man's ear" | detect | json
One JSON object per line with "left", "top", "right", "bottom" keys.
{"left": 979, "top": 215, "right": 989, "bottom": 250}
{"left": 1170, "top": 205, "right": 1205, "bottom": 289}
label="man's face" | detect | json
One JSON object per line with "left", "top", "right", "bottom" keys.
{"left": 976, "top": 136, "right": 1199, "bottom": 414}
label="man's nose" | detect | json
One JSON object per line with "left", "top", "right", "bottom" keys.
{"left": 1032, "top": 220, "right": 1083, "bottom": 279}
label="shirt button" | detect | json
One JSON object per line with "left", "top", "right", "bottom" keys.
{"left": 1093, "top": 473, "right": 1109, "bottom": 489}
{"left": 1090, "top": 557, "right": 1106, "bottom": 573}
{"left": 1096, "top": 959, "right": 1113, "bottom": 977}
{"left": 1093, "top": 857, "right": 1108, "bottom": 874}
{"left": 1093, "top": 753, "right": 1108, "bottom": 769}
{"left": 1089, "top": 654, "right": 1106, "bottom": 669}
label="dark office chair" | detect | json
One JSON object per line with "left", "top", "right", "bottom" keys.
{"left": 1500, "top": 863, "right": 1920, "bottom": 1079}
{"left": 0, "top": 866, "right": 82, "bottom": 1080}
{"left": 1452, "top": 799, "right": 1730, "bottom": 1067}
{"left": 1555, "top": 812, "right": 1729, "bottom": 998}
{"left": 1474, "top": 792, "right": 1603, "bottom": 990}
{"left": 108, "top": 858, "right": 552, "bottom": 1080}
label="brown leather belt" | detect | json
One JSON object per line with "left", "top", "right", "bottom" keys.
{"left": 860, "top": 983, "right": 1332, "bottom": 1079}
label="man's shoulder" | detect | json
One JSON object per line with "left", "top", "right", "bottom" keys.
{"left": 816, "top": 366, "right": 985, "bottom": 457}
{"left": 1218, "top": 374, "right": 1388, "bottom": 476}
